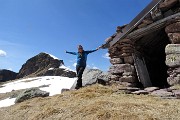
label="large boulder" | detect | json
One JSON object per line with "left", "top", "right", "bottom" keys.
{"left": 82, "top": 69, "right": 103, "bottom": 86}
{"left": 0, "top": 69, "right": 17, "bottom": 82}
{"left": 97, "top": 72, "right": 110, "bottom": 85}
{"left": 82, "top": 69, "right": 110, "bottom": 86}
{"left": 15, "top": 88, "right": 49, "bottom": 103}
{"left": 17, "top": 52, "right": 76, "bottom": 78}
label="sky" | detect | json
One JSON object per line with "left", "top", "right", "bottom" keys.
{"left": 0, "top": 0, "right": 151, "bottom": 72}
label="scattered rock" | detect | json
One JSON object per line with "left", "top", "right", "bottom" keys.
{"left": 61, "top": 89, "right": 70, "bottom": 93}
{"left": 15, "top": 88, "right": 49, "bottom": 103}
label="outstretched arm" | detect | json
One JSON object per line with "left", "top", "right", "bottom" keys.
{"left": 86, "top": 49, "right": 97, "bottom": 54}
{"left": 65, "top": 51, "right": 77, "bottom": 55}
{"left": 86, "top": 47, "right": 101, "bottom": 54}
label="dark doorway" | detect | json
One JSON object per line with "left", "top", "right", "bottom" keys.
{"left": 135, "top": 29, "right": 171, "bottom": 88}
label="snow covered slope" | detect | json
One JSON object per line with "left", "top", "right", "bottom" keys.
{"left": 0, "top": 76, "right": 77, "bottom": 108}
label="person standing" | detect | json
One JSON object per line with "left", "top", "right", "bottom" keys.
{"left": 66, "top": 45, "right": 100, "bottom": 89}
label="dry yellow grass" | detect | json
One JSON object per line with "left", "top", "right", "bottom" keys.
{"left": 0, "top": 84, "right": 180, "bottom": 120}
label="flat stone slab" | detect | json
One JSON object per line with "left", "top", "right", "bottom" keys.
{"left": 144, "top": 87, "right": 160, "bottom": 92}
{"left": 118, "top": 87, "right": 140, "bottom": 92}
{"left": 131, "top": 90, "right": 149, "bottom": 95}
{"left": 151, "top": 90, "right": 174, "bottom": 97}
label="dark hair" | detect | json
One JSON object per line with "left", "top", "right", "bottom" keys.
{"left": 78, "top": 45, "right": 83, "bottom": 49}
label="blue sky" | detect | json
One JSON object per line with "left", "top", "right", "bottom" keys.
{"left": 0, "top": 0, "right": 151, "bottom": 72}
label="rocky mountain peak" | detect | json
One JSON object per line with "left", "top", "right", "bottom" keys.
{"left": 16, "top": 52, "right": 75, "bottom": 78}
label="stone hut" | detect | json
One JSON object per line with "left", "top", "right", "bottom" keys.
{"left": 105, "top": 0, "right": 180, "bottom": 88}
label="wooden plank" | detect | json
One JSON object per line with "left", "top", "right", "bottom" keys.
{"left": 132, "top": 53, "right": 152, "bottom": 88}
{"left": 109, "top": 0, "right": 163, "bottom": 47}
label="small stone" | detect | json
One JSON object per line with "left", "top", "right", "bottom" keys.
{"left": 165, "top": 44, "right": 180, "bottom": 54}
{"left": 132, "top": 90, "right": 149, "bottom": 95}
{"left": 126, "top": 87, "right": 140, "bottom": 92}
{"left": 61, "top": 89, "right": 70, "bottom": 93}
{"left": 172, "top": 90, "right": 180, "bottom": 99}
{"left": 119, "top": 76, "right": 137, "bottom": 83}
{"left": 144, "top": 87, "right": 159, "bottom": 92}
{"left": 168, "top": 33, "right": 180, "bottom": 44}
{"left": 159, "top": 0, "right": 178, "bottom": 12}
{"left": 123, "top": 72, "right": 135, "bottom": 76}
{"left": 119, "top": 82, "right": 137, "bottom": 87}
{"left": 124, "top": 56, "right": 134, "bottom": 65}
{"left": 166, "top": 54, "right": 180, "bottom": 67}
{"left": 165, "top": 22, "right": 180, "bottom": 33}
{"left": 109, "top": 75, "right": 120, "bottom": 81}
{"left": 109, "top": 64, "right": 135, "bottom": 75}
{"left": 167, "top": 76, "right": 180, "bottom": 86}
{"left": 110, "top": 58, "right": 124, "bottom": 65}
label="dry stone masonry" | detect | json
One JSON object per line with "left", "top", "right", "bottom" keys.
{"left": 107, "top": 0, "right": 180, "bottom": 87}
{"left": 108, "top": 39, "right": 138, "bottom": 87}
{"left": 165, "top": 21, "right": 180, "bottom": 85}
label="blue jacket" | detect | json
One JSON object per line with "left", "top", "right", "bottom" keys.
{"left": 66, "top": 50, "right": 97, "bottom": 67}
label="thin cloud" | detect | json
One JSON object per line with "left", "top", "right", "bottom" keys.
{"left": 73, "top": 63, "right": 77, "bottom": 67}
{"left": 92, "top": 66, "right": 99, "bottom": 69}
{"left": 103, "top": 53, "right": 110, "bottom": 59}
{"left": 0, "top": 50, "right": 7, "bottom": 57}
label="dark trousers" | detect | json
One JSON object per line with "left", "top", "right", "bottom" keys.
{"left": 76, "top": 66, "right": 85, "bottom": 89}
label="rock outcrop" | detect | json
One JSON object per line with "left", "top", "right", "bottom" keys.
{"left": 71, "top": 68, "right": 110, "bottom": 89}
{"left": 17, "top": 52, "right": 76, "bottom": 78}
{"left": 15, "top": 88, "right": 49, "bottom": 103}
{"left": 0, "top": 69, "right": 18, "bottom": 82}
{"left": 82, "top": 69, "right": 102, "bottom": 86}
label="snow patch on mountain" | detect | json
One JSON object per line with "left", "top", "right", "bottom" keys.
{"left": 0, "top": 76, "right": 77, "bottom": 108}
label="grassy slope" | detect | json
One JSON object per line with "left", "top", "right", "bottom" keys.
{"left": 0, "top": 84, "right": 180, "bottom": 120}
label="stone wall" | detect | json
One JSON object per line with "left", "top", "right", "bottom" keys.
{"left": 165, "top": 22, "right": 180, "bottom": 85}
{"left": 107, "top": 0, "right": 180, "bottom": 87}
{"left": 108, "top": 39, "right": 139, "bottom": 87}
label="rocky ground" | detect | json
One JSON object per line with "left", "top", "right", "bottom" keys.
{"left": 0, "top": 84, "right": 180, "bottom": 120}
